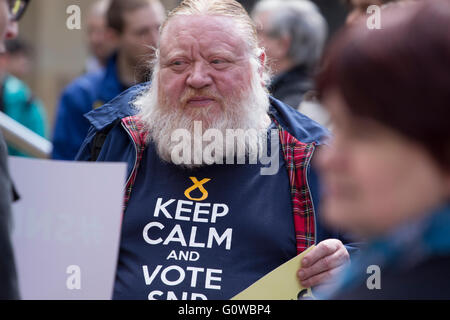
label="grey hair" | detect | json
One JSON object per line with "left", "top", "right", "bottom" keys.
{"left": 252, "top": 0, "right": 328, "bottom": 70}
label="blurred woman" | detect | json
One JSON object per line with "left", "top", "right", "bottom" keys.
{"left": 315, "top": 0, "right": 450, "bottom": 299}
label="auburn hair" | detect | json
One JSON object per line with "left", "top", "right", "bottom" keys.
{"left": 317, "top": 0, "right": 450, "bottom": 171}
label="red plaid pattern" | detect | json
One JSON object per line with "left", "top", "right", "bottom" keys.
{"left": 121, "top": 116, "right": 148, "bottom": 208}
{"left": 276, "top": 124, "right": 316, "bottom": 254}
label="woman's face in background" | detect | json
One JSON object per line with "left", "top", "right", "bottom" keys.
{"left": 316, "top": 89, "right": 450, "bottom": 239}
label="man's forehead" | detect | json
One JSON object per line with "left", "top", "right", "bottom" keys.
{"left": 160, "top": 14, "right": 246, "bottom": 49}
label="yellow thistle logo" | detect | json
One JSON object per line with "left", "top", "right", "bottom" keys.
{"left": 184, "top": 177, "right": 211, "bottom": 201}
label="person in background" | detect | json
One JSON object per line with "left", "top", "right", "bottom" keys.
{"left": 251, "top": 0, "right": 327, "bottom": 109}
{"left": 0, "top": 38, "right": 47, "bottom": 157}
{"left": 3, "top": 37, "right": 31, "bottom": 80}
{"left": 51, "top": 0, "right": 165, "bottom": 160}
{"left": 315, "top": 0, "right": 450, "bottom": 299}
{"left": 85, "top": 0, "right": 117, "bottom": 73}
{"left": 0, "top": 0, "right": 31, "bottom": 300}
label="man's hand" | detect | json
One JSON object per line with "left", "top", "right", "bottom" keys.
{"left": 297, "top": 239, "right": 350, "bottom": 288}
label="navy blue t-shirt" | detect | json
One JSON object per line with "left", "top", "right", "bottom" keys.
{"left": 113, "top": 132, "right": 296, "bottom": 300}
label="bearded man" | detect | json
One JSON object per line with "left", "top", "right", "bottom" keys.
{"left": 76, "top": 0, "right": 356, "bottom": 300}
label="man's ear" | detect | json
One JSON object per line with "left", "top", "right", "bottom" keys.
{"left": 259, "top": 51, "right": 266, "bottom": 70}
{"left": 258, "top": 51, "right": 266, "bottom": 86}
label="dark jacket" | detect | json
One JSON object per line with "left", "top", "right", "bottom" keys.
{"left": 51, "top": 53, "right": 128, "bottom": 160}
{"left": 268, "top": 64, "right": 313, "bottom": 109}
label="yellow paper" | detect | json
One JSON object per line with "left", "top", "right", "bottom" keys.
{"left": 231, "top": 245, "right": 316, "bottom": 300}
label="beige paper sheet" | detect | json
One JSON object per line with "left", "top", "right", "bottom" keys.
{"left": 232, "top": 245, "right": 316, "bottom": 300}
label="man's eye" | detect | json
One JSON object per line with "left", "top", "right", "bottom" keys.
{"left": 170, "top": 60, "right": 188, "bottom": 68}
{"left": 210, "top": 59, "right": 230, "bottom": 69}
{"left": 167, "top": 60, "right": 188, "bottom": 71}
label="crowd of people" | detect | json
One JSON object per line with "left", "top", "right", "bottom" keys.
{"left": 1, "top": 0, "right": 449, "bottom": 300}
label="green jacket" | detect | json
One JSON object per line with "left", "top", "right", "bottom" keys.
{"left": 1, "top": 75, "right": 47, "bottom": 157}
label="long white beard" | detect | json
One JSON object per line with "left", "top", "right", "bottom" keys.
{"left": 133, "top": 64, "right": 271, "bottom": 169}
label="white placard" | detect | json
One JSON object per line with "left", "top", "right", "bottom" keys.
{"left": 8, "top": 157, "right": 127, "bottom": 300}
